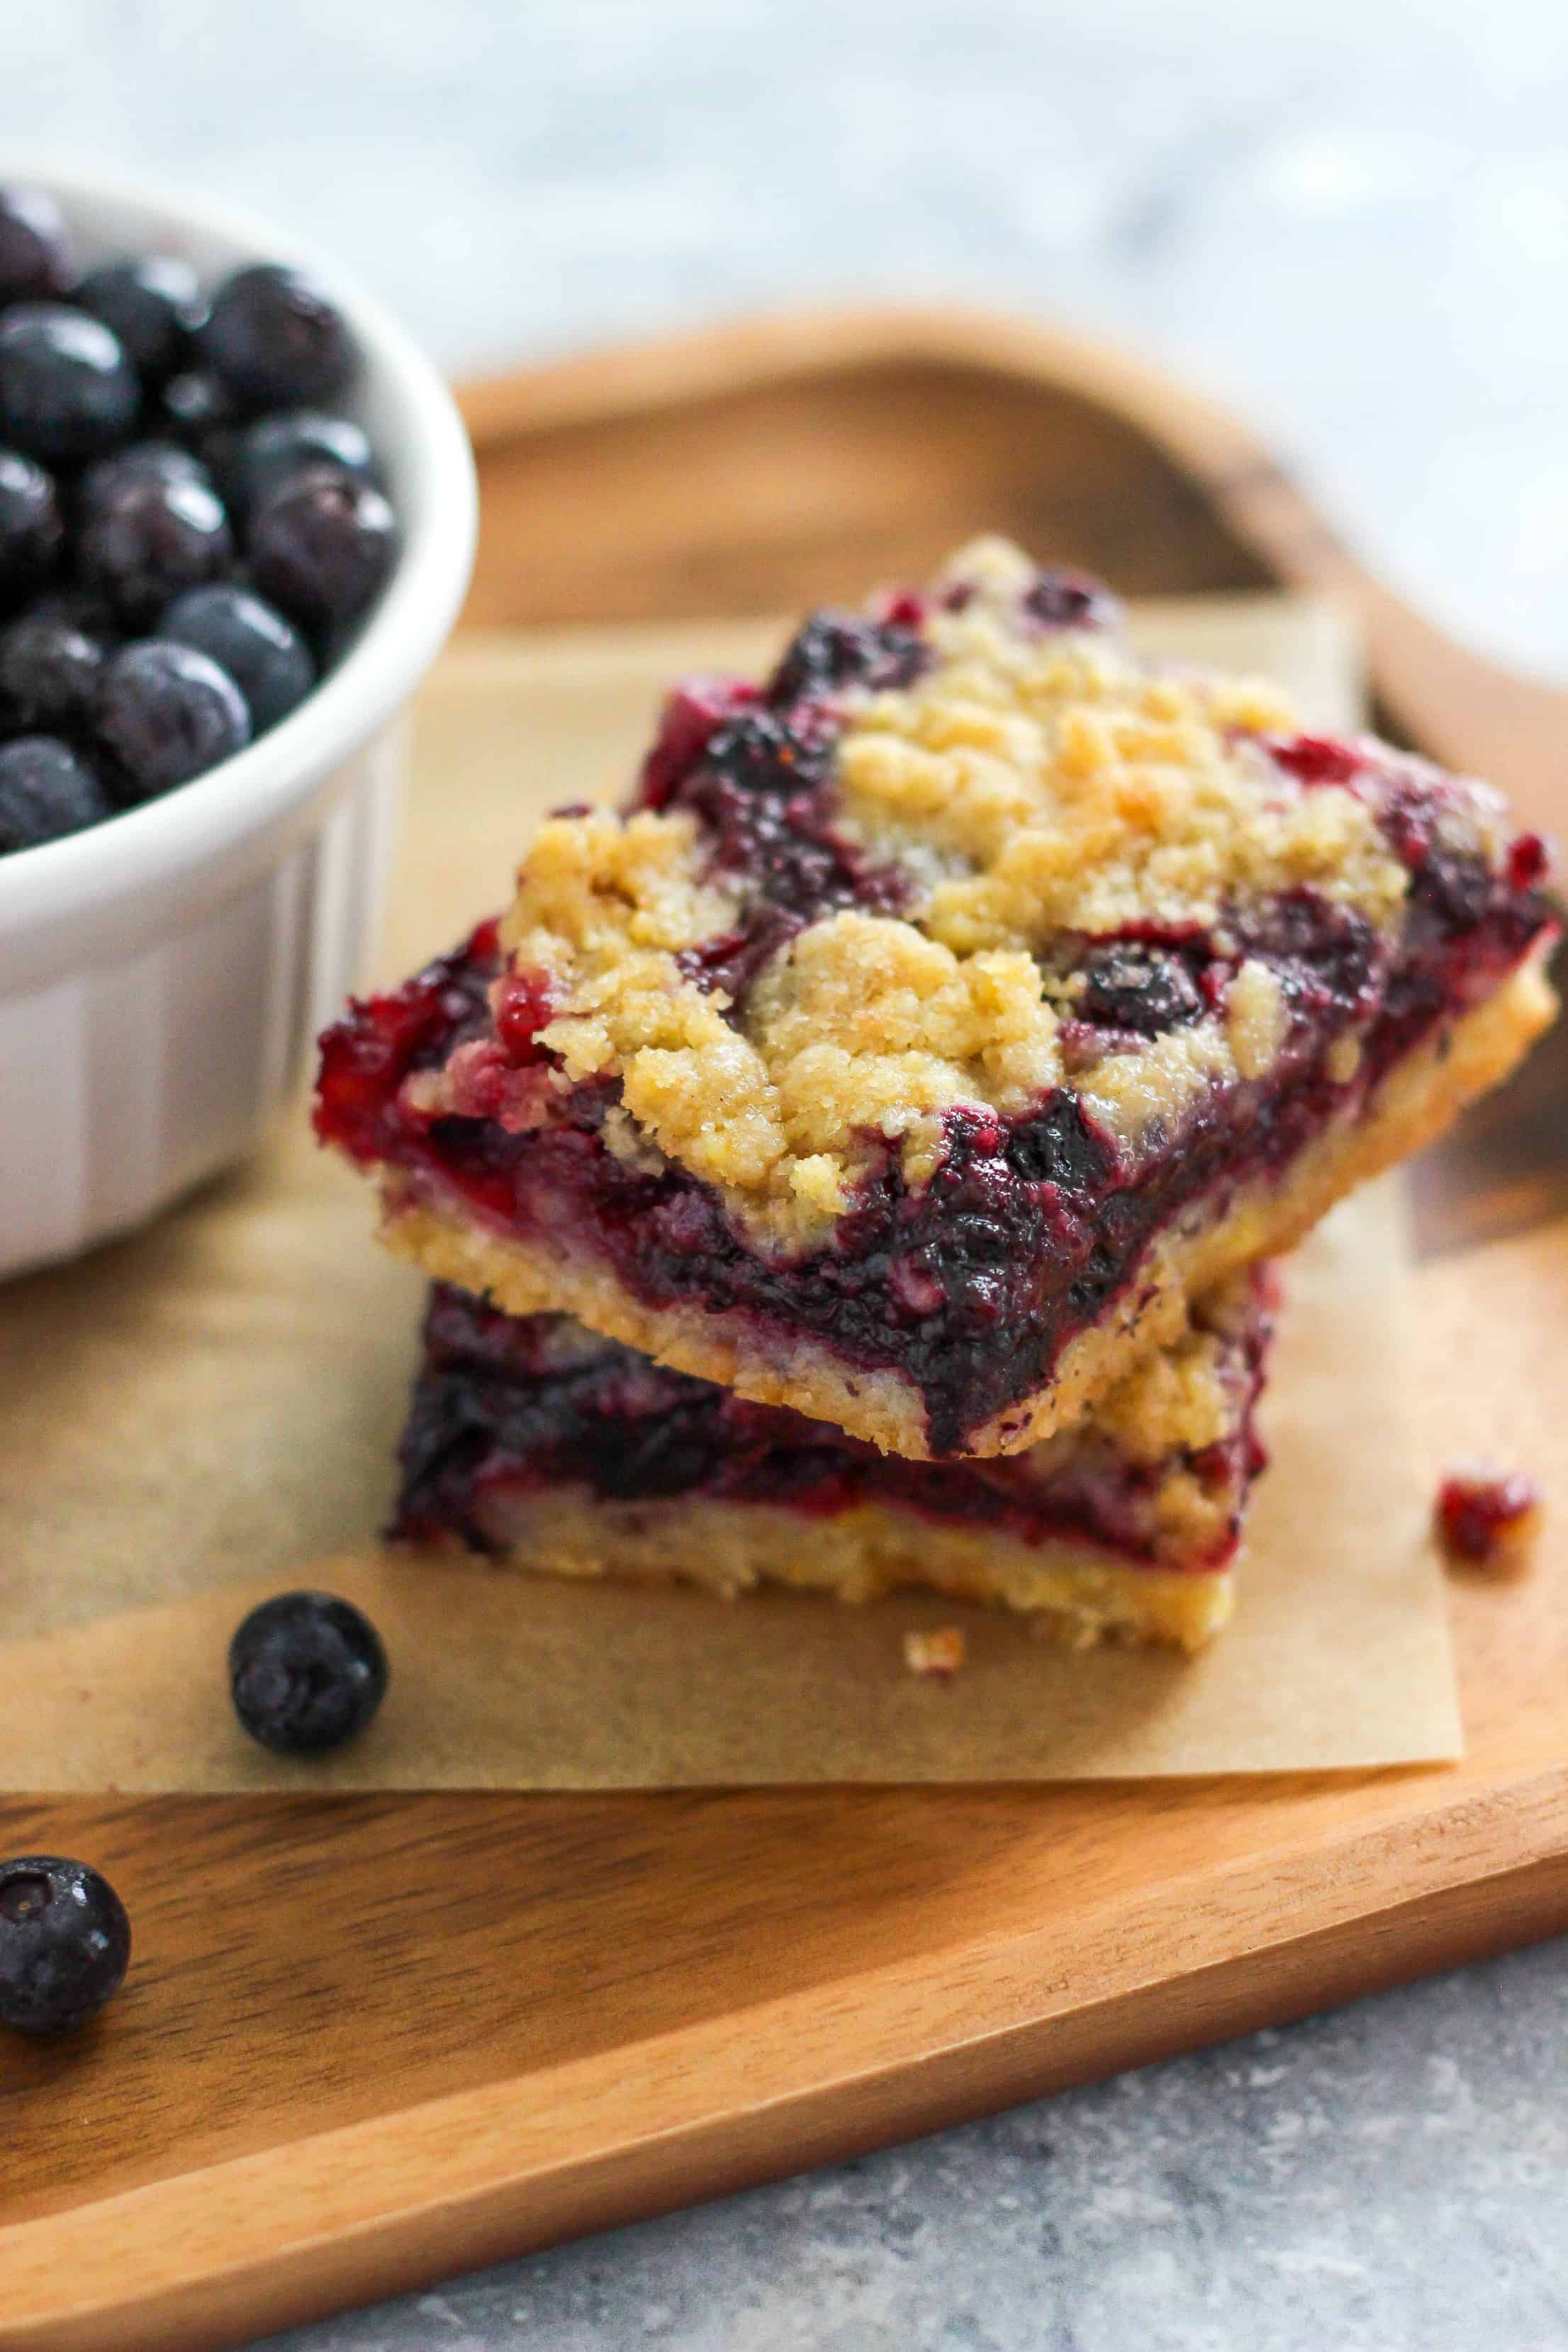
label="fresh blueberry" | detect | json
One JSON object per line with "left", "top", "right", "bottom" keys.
{"left": 0, "top": 1856, "right": 131, "bottom": 2034}
{"left": 0, "top": 615, "right": 105, "bottom": 732}
{"left": 247, "top": 464, "right": 396, "bottom": 632}
{"left": 0, "top": 445, "right": 62, "bottom": 593}
{"left": 0, "top": 187, "right": 70, "bottom": 305}
{"left": 79, "top": 438, "right": 212, "bottom": 517}
{"left": 0, "top": 736, "right": 113, "bottom": 852}
{"left": 0, "top": 303, "right": 138, "bottom": 461}
{"left": 79, "top": 474, "right": 234, "bottom": 628}
{"left": 228, "top": 1590, "right": 388, "bottom": 1754}
{"left": 75, "top": 253, "right": 203, "bottom": 381}
{"left": 226, "top": 408, "right": 376, "bottom": 515}
{"left": 201, "top": 263, "right": 355, "bottom": 408}
{"left": 158, "top": 583, "right": 314, "bottom": 733}
{"left": 157, "top": 366, "right": 242, "bottom": 453}
{"left": 94, "top": 639, "right": 250, "bottom": 799}
{"left": 26, "top": 584, "right": 118, "bottom": 644}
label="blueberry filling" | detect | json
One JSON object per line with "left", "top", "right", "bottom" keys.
{"left": 637, "top": 617, "right": 917, "bottom": 1011}
{"left": 764, "top": 610, "right": 926, "bottom": 704}
{"left": 1076, "top": 941, "right": 1206, "bottom": 1035}
{"left": 1020, "top": 568, "right": 1121, "bottom": 631}
{"left": 391, "top": 1282, "right": 1269, "bottom": 1569}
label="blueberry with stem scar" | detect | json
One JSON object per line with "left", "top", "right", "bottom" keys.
{"left": 0, "top": 1856, "right": 131, "bottom": 2034}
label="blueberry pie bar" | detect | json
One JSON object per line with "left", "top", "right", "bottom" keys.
{"left": 317, "top": 539, "right": 1555, "bottom": 1460}
{"left": 389, "top": 1270, "right": 1276, "bottom": 1652}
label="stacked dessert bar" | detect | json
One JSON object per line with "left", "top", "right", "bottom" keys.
{"left": 315, "top": 539, "right": 1556, "bottom": 1650}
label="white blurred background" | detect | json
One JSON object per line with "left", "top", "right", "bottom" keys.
{"left": 4, "top": 0, "right": 1564, "bottom": 676}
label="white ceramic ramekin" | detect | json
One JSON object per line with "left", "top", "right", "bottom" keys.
{"left": 0, "top": 158, "right": 476, "bottom": 1277}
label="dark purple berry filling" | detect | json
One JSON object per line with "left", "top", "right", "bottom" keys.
{"left": 1021, "top": 569, "right": 1121, "bottom": 630}
{"left": 391, "top": 1279, "right": 1270, "bottom": 1570}
{"left": 634, "top": 612, "right": 924, "bottom": 1010}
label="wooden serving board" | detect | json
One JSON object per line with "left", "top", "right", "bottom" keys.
{"left": 6, "top": 309, "right": 1568, "bottom": 2351}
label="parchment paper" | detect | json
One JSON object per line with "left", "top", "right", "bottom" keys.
{"left": 0, "top": 598, "right": 1462, "bottom": 1786}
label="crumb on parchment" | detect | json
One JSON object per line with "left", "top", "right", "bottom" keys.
{"left": 904, "top": 1625, "right": 967, "bottom": 1679}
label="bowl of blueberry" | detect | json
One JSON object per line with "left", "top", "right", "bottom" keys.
{"left": 0, "top": 161, "right": 475, "bottom": 1277}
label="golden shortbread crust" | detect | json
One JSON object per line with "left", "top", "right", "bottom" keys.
{"left": 452, "top": 1489, "right": 1236, "bottom": 1654}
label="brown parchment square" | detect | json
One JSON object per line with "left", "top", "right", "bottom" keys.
{"left": 0, "top": 597, "right": 1460, "bottom": 1787}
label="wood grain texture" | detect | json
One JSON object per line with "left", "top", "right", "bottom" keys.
{"left": 4, "top": 308, "right": 1568, "bottom": 2351}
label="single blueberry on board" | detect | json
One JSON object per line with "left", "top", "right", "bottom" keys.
{"left": 0, "top": 1856, "right": 131, "bottom": 2034}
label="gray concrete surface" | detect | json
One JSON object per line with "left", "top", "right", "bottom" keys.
{"left": 5, "top": 4, "right": 1565, "bottom": 2343}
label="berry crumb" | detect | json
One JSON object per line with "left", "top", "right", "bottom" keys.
{"left": 1435, "top": 1466, "right": 1544, "bottom": 1574}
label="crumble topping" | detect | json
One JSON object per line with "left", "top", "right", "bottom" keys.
{"left": 481, "top": 539, "right": 1460, "bottom": 1245}
{"left": 836, "top": 539, "right": 1406, "bottom": 958}
{"left": 392, "top": 539, "right": 1546, "bottom": 1264}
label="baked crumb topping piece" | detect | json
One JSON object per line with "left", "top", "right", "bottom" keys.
{"left": 318, "top": 539, "right": 1556, "bottom": 1457}
{"left": 904, "top": 1628, "right": 968, "bottom": 1678}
